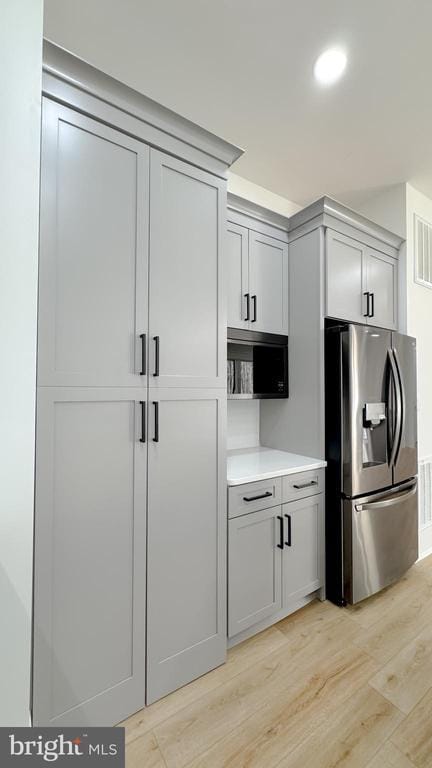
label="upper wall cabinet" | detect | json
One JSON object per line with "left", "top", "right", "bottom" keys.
{"left": 227, "top": 198, "right": 289, "bottom": 336}
{"left": 326, "top": 229, "right": 398, "bottom": 330}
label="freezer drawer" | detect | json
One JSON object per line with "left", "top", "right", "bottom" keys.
{"left": 344, "top": 480, "right": 418, "bottom": 604}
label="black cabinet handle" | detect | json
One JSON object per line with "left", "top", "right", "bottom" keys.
{"left": 153, "top": 401, "right": 159, "bottom": 442}
{"left": 284, "top": 513, "right": 292, "bottom": 546}
{"left": 370, "top": 292, "right": 375, "bottom": 318}
{"left": 243, "top": 491, "right": 273, "bottom": 503}
{"left": 153, "top": 336, "right": 160, "bottom": 377}
{"left": 251, "top": 295, "right": 257, "bottom": 322}
{"left": 277, "top": 515, "right": 284, "bottom": 549}
{"left": 363, "top": 292, "right": 370, "bottom": 318}
{"left": 292, "top": 480, "right": 318, "bottom": 490}
{"left": 139, "top": 333, "right": 146, "bottom": 376}
{"left": 244, "top": 293, "right": 250, "bottom": 322}
{"left": 139, "top": 401, "right": 146, "bottom": 443}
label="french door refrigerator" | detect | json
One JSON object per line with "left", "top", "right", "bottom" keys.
{"left": 325, "top": 322, "right": 418, "bottom": 605}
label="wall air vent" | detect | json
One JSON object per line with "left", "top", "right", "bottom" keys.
{"left": 419, "top": 457, "right": 432, "bottom": 529}
{"left": 414, "top": 214, "right": 432, "bottom": 288}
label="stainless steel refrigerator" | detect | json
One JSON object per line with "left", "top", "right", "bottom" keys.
{"left": 325, "top": 322, "right": 418, "bottom": 605}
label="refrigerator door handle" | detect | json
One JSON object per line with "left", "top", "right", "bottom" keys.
{"left": 393, "top": 347, "right": 406, "bottom": 467}
{"left": 388, "top": 349, "right": 402, "bottom": 468}
{"left": 356, "top": 482, "right": 417, "bottom": 511}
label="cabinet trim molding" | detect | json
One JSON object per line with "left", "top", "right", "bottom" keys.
{"left": 289, "top": 196, "right": 404, "bottom": 253}
{"left": 42, "top": 39, "right": 243, "bottom": 178}
{"left": 227, "top": 193, "right": 289, "bottom": 242}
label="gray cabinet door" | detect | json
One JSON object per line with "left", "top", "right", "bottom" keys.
{"left": 38, "top": 99, "right": 149, "bottom": 387}
{"left": 146, "top": 389, "right": 226, "bottom": 703}
{"left": 227, "top": 221, "right": 249, "bottom": 329}
{"left": 282, "top": 495, "right": 323, "bottom": 607}
{"left": 228, "top": 507, "right": 283, "bottom": 637}
{"left": 249, "top": 231, "right": 288, "bottom": 334}
{"left": 365, "top": 248, "right": 398, "bottom": 330}
{"left": 33, "top": 388, "right": 147, "bottom": 726}
{"left": 149, "top": 150, "right": 226, "bottom": 388}
{"left": 326, "top": 229, "right": 366, "bottom": 324}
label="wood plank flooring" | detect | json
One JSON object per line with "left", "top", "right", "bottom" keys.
{"left": 121, "top": 555, "right": 432, "bottom": 768}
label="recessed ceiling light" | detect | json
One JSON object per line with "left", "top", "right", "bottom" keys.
{"left": 314, "top": 48, "right": 347, "bottom": 85}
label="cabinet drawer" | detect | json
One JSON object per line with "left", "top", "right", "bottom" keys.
{"left": 282, "top": 469, "right": 324, "bottom": 503}
{"left": 228, "top": 477, "right": 282, "bottom": 519}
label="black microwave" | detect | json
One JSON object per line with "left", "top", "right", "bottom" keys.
{"left": 227, "top": 328, "right": 288, "bottom": 399}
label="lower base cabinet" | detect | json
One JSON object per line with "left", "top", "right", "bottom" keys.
{"left": 228, "top": 508, "right": 282, "bottom": 637}
{"left": 228, "top": 490, "right": 324, "bottom": 639}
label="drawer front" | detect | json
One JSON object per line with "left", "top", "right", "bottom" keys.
{"left": 282, "top": 469, "right": 324, "bottom": 503}
{"left": 228, "top": 477, "right": 282, "bottom": 519}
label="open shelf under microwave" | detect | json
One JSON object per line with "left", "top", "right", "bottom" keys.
{"left": 227, "top": 328, "right": 288, "bottom": 399}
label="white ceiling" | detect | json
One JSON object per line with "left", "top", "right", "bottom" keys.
{"left": 44, "top": 0, "right": 432, "bottom": 206}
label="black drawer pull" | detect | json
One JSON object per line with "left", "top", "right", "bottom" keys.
{"left": 292, "top": 480, "right": 318, "bottom": 490}
{"left": 243, "top": 491, "right": 273, "bottom": 503}
{"left": 277, "top": 515, "right": 284, "bottom": 549}
{"left": 251, "top": 295, "right": 257, "bottom": 322}
{"left": 139, "top": 401, "right": 146, "bottom": 443}
{"left": 153, "top": 401, "right": 159, "bottom": 442}
{"left": 244, "top": 293, "right": 250, "bottom": 322}
{"left": 153, "top": 336, "right": 160, "bottom": 376}
{"left": 284, "top": 513, "right": 292, "bottom": 546}
{"left": 139, "top": 333, "right": 146, "bottom": 376}
{"left": 370, "top": 292, "right": 375, "bottom": 318}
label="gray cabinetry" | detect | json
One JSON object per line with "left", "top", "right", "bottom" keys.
{"left": 33, "top": 388, "right": 147, "bottom": 726}
{"left": 226, "top": 201, "right": 289, "bottom": 335}
{"left": 282, "top": 495, "right": 323, "bottom": 605}
{"left": 326, "top": 228, "right": 398, "bottom": 330}
{"left": 228, "top": 507, "right": 282, "bottom": 636}
{"left": 326, "top": 230, "right": 365, "bottom": 325}
{"left": 146, "top": 390, "right": 226, "bottom": 704}
{"left": 34, "top": 51, "right": 237, "bottom": 723}
{"left": 149, "top": 151, "right": 226, "bottom": 389}
{"left": 38, "top": 99, "right": 149, "bottom": 388}
{"left": 228, "top": 473, "right": 324, "bottom": 641}
{"left": 365, "top": 248, "right": 398, "bottom": 330}
{"left": 227, "top": 222, "right": 248, "bottom": 329}
{"left": 249, "top": 231, "right": 289, "bottom": 335}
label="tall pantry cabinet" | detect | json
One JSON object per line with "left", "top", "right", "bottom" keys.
{"left": 32, "top": 42, "right": 242, "bottom": 726}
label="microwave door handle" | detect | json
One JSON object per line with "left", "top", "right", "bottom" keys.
{"left": 388, "top": 349, "right": 402, "bottom": 467}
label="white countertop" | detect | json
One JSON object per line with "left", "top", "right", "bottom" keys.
{"left": 227, "top": 447, "right": 326, "bottom": 486}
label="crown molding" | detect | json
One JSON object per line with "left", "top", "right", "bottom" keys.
{"left": 42, "top": 39, "right": 243, "bottom": 177}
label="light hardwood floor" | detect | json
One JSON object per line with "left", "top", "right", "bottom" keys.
{"left": 121, "top": 555, "right": 432, "bottom": 768}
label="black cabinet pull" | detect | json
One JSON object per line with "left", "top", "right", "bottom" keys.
{"left": 244, "top": 293, "right": 250, "bottom": 322}
{"left": 153, "top": 401, "right": 159, "bottom": 442}
{"left": 277, "top": 515, "right": 284, "bottom": 549}
{"left": 139, "top": 401, "right": 146, "bottom": 443}
{"left": 363, "top": 292, "right": 370, "bottom": 318}
{"left": 243, "top": 491, "right": 273, "bottom": 503}
{"left": 153, "top": 336, "right": 160, "bottom": 377}
{"left": 370, "top": 292, "right": 375, "bottom": 318}
{"left": 139, "top": 333, "right": 146, "bottom": 376}
{"left": 293, "top": 480, "right": 318, "bottom": 490}
{"left": 284, "top": 513, "right": 292, "bottom": 546}
{"left": 251, "top": 295, "right": 257, "bottom": 322}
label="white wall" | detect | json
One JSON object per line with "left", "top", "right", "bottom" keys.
{"left": 0, "top": 0, "right": 43, "bottom": 725}
{"left": 406, "top": 185, "right": 432, "bottom": 556}
{"left": 228, "top": 173, "right": 301, "bottom": 217}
